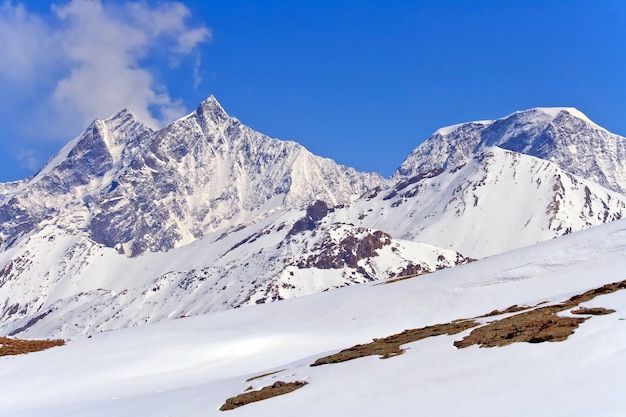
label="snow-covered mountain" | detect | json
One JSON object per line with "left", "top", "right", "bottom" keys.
{"left": 1, "top": 99, "right": 625, "bottom": 338}
{"left": 0, "top": 205, "right": 470, "bottom": 338}
{"left": 334, "top": 146, "right": 626, "bottom": 257}
{"left": 396, "top": 107, "right": 626, "bottom": 194}
{"left": 0, "top": 96, "right": 383, "bottom": 256}
{"left": 2, "top": 215, "right": 625, "bottom": 417}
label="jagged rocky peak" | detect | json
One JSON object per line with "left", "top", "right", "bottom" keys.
{"left": 0, "top": 94, "right": 383, "bottom": 256}
{"left": 90, "top": 95, "right": 384, "bottom": 256}
{"left": 32, "top": 108, "right": 153, "bottom": 185}
{"left": 395, "top": 107, "right": 626, "bottom": 195}
{"left": 195, "top": 95, "right": 229, "bottom": 128}
{"left": 97, "top": 108, "right": 154, "bottom": 153}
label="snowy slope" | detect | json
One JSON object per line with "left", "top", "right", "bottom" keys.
{"left": 0, "top": 203, "right": 469, "bottom": 338}
{"left": 1, "top": 217, "right": 625, "bottom": 417}
{"left": 397, "top": 107, "right": 626, "bottom": 195}
{"left": 333, "top": 147, "right": 626, "bottom": 258}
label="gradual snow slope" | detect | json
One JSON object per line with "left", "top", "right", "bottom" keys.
{"left": 397, "top": 107, "right": 626, "bottom": 195}
{"left": 1, "top": 217, "right": 625, "bottom": 417}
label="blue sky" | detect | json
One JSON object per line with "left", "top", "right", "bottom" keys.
{"left": 0, "top": 0, "right": 624, "bottom": 181}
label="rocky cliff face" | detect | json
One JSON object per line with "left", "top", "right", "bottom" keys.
{"left": 0, "top": 109, "right": 154, "bottom": 250}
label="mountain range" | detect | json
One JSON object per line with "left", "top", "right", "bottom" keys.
{"left": 1, "top": 97, "right": 626, "bottom": 338}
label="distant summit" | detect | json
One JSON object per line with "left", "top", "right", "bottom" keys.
{"left": 396, "top": 107, "right": 626, "bottom": 194}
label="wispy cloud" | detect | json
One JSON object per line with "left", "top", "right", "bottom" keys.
{"left": 0, "top": 0, "right": 211, "bottom": 140}
{"left": 193, "top": 52, "right": 203, "bottom": 90}
{"left": 16, "top": 148, "right": 40, "bottom": 172}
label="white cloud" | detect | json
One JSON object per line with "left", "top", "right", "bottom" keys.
{"left": 126, "top": 1, "right": 211, "bottom": 54}
{"left": 193, "top": 52, "right": 203, "bottom": 90}
{"left": 0, "top": 2, "right": 56, "bottom": 83}
{"left": 0, "top": 0, "right": 211, "bottom": 139}
{"left": 16, "top": 148, "right": 40, "bottom": 172}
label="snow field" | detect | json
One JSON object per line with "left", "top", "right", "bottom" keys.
{"left": 1, "top": 218, "right": 626, "bottom": 416}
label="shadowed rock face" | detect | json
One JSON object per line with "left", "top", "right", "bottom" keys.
{"left": 296, "top": 229, "right": 391, "bottom": 271}
{"left": 287, "top": 200, "right": 330, "bottom": 236}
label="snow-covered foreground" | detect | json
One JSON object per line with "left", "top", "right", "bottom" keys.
{"left": 2, "top": 219, "right": 626, "bottom": 416}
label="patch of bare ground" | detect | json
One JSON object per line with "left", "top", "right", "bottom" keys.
{"left": 219, "top": 279, "right": 626, "bottom": 409}
{"left": 311, "top": 320, "right": 478, "bottom": 366}
{"left": 478, "top": 304, "right": 532, "bottom": 318}
{"left": 565, "top": 279, "right": 626, "bottom": 305}
{"left": 313, "top": 278, "right": 626, "bottom": 364}
{"left": 454, "top": 278, "right": 626, "bottom": 349}
{"left": 219, "top": 381, "right": 307, "bottom": 411}
{"left": 453, "top": 306, "right": 588, "bottom": 348}
{"left": 571, "top": 307, "right": 616, "bottom": 315}
{"left": 245, "top": 369, "right": 286, "bottom": 382}
{"left": 377, "top": 273, "right": 424, "bottom": 285}
{"left": 0, "top": 337, "right": 64, "bottom": 357}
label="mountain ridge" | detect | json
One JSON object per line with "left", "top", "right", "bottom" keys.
{"left": 396, "top": 107, "right": 626, "bottom": 195}
{"left": 0, "top": 96, "right": 384, "bottom": 256}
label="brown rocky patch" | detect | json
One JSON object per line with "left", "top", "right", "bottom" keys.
{"left": 220, "top": 381, "right": 307, "bottom": 411}
{"left": 377, "top": 272, "right": 424, "bottom": 285}
{"left": 454, "top": 306, "right": 587, "bottom": 348}
{"left": 478, "top": 304, "right": 532, "bottom": 318}
{"left": 286, "top": 200, "right": 329, "bottom": 237}
{"left": 220, "top": 279, "right": 626, "bottom": 409}
{"left": 570, "top": 307, "right": 616, "bottom": 315}
{"left": 565, "top": 279, "right": 626, "bottom": 305}
{"left": 311, "top": 320, "right": 478, "bottom": 366}
{"left": 296, "top": 229, "right": 391, "bottom": 271}
{"left": 245, "top": 369, "right": 286, "bottom": 382}
{"left": 0, "top": 337, "right": 64, "bottom": 357}
{"left": 454, "top": 278, "right": 626, "bottom": 348}
{"left": 313, "top": 278, "right": 626, "bottom": 363}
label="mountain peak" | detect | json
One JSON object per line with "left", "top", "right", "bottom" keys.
{"left": 432, "top": 107, "right": 595, "bottom": 138}
{"left": 199, "top": 95, "right": 227, "bottom": 113}
{"left": 517, "top": 107, "right": 596, "bottom": 126}
{"left": 396, "top": 106, "right": 626, "bottom": 194}
{"left": 195, "top": 95, "right": 229, "bottom": 126}
{"left": 107, "top": 108, "right": 134, "bottom": 120}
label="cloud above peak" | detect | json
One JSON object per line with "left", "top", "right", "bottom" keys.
{"left": 0, "top": 0, "right": 211, "bottom": 138}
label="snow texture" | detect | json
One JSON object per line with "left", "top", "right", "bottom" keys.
{"left": 0, "top": 217, "right": 625, "bottom": 416}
